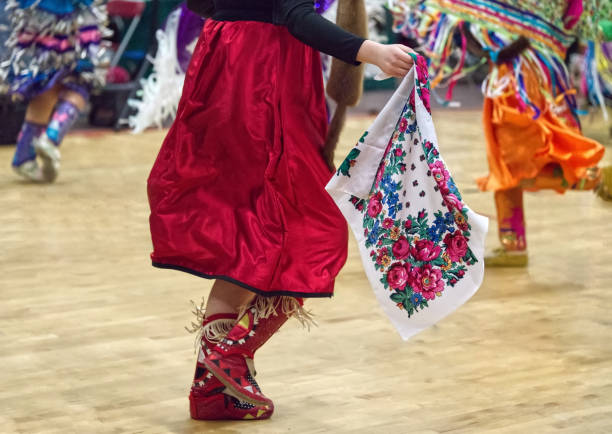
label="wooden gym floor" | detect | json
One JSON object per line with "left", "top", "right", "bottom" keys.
{"left": 0, "top": 110, "right": 611, "bottom": 433}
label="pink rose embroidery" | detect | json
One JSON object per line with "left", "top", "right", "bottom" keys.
{"left": 420, "top": 87, "right": 431, "bottom": 113}
{"left": 443, "top": 232, "right": 468, "bottom": 262}
{"left": 430, "top": 160, "right": 449, "bottom": 186}
{"left": 410, "top": 264, "right": 444, "bottom": 300}
{"left": 416, "top": 56, "right": 428, "bottom": 83}
{"left": 410, "top": 239, "right": 441, "bottom": 262}
{"left": 444, "top": 193, "right": 463, "bottom": 212}
{"left": 386, "top": 262, "right": 411, "bottom": 290}
{"left": 392, "top": 236, "right": 411, "bottom": 260}
{"left": 375, "top": 163, "right": 386, "bottom": 187}
{"left": 368, "top": 192, "right": 383, "bottom": 218}
{"left": 382, "top": 218, "right": 395, "bottom": 229}
{"left": 399, "top": 117, "right": 408, "bottom": 132}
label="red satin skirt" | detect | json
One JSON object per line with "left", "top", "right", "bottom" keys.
{"left": 147, "top": 20, "right": 348, "bottom": 298}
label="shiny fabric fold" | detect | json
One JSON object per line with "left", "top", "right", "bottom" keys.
{"left": 147, "top": 20, "right": 348, "bottom": 297}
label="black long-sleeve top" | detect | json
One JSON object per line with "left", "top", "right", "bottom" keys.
{"left": 186, "top": 0, "right": 366, "bottom": 65}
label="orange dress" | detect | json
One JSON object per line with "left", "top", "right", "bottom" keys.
{"left": 477, "top": 64, "right": 605, "bottom": 193}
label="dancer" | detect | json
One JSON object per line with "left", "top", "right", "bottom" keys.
{"left": 391, "top": 0, "right": 612, "bottom": 267}
{"left": 1, "top": 0, "right": 109, "bottom": 182}
{"left": 148, "top": 0, "right": 415, "bottom": 421}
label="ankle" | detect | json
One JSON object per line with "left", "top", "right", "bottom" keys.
{"left": 12, "top": 121, "right": 45, "bottom": 166}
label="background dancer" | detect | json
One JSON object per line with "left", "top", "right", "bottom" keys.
{"left": 1, "top": 0, "right": 109, "bottom": 182}
{"left": 391, "top": 0, "right": 612, "bottom": 266}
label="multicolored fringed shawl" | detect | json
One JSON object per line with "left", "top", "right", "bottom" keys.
{"left": 572, "top": 2, "right": 612, "bottom": 113}
{"left": 389, "top": 0, "right": 610, "bottom": 120}
{"left": 576, "top": 40, "right": 612, "bottom": 116}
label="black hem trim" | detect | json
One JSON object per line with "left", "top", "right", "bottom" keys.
{"left": 151, "top": 261, "right": 334, "bottom": 299}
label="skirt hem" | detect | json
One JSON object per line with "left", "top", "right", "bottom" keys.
{"left": 151, "top": 261, "right": 334, "bottom": 299}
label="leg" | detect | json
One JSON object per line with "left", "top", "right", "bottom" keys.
{"left": 525, "top": 163, "right": 612, "bottom": 202}
{"left": 203, "top": 295, "right": 309, "bottom": 406}
{"left": 58, "top": 88, "right": 87, "bottom": 111}
{"left": 188, "top": 281, "right": 271, "bottom": 420}
{"left": 35, "top": 86, "right": 88, "bottom": 182}
{"left": 189, "top": 304, "right": 274, "bottom": 420}
{"left": 522, "top": 164, "right": 601, "bottom": 192}
{"left": 205, "top": 280, "right": 256, "bottom": 317}
{"left": 496, "top": 186, "right": 526, "bottom": 251}
{"left": 485, "top": 186, "right": 528, "bottom": 267}
{"left": 12, "top": 87, "right": 61, "bottom": 181}
{"left": 596, "top": 166, "right": 612, "bottom": 201}
{"left": 24, "top": 86, "right": 61, "bottom": 124}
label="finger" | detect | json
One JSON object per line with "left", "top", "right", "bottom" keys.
{"left": 392, "top": 56, "right": 414, "bottom": 70}
{"left": 398, "top": 45, "right": 417, "bottom": 55}
{"left": 397, "top": 46, "right": 419, "bottom": 66}
{"left": 399, "top": 66, "right": 412, "bottom": 76}
{"left": 394, "top": 49, "right": 416, "bottom": 66}
{"left": 390, "top": 66, "right": 411, "bottom": 77}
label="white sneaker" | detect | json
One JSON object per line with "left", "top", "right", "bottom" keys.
{"left": 33, "top": 135, "right": 61, "bottom": 182}
{"left": 13, "top": 159, "right": 44, "bottom": 182}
